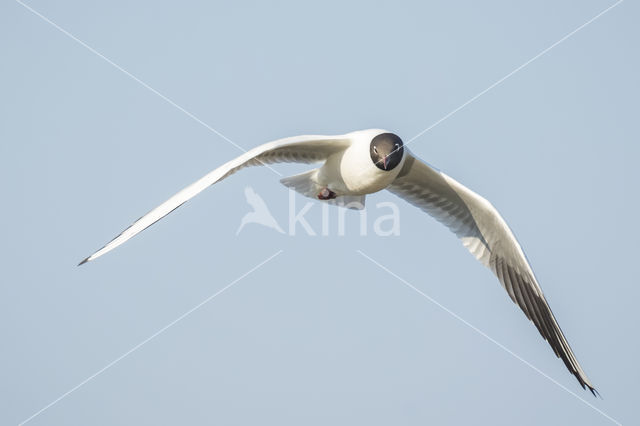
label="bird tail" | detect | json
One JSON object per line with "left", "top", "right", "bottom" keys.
{"left": 280, "top": 170, "right": 365, "bottom": 210}
{"left": 280, "top": 169, "right": 321, "bottom": 199}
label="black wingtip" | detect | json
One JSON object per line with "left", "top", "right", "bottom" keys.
{"left": 590, "top": 386, "right": 601, "bottom": 399}
{"left": 78, "top": 257, "right": 90, "bottom": 266}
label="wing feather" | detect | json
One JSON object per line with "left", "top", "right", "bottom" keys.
{"left": 80, "top": 134, "right": 351, "bottom": 264}
{"left": 388, "top": 151, "right": 596, "bottom": 394}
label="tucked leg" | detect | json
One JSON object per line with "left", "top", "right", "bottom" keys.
{"left": 317, "top": 187, "right": 337, "bottom": 200}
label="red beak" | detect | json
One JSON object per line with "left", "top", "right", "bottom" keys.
{"left": 382, "top": 156, "right": 388, "bottom": 169}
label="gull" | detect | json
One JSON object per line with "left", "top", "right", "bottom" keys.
{"left": 80, "top": 128, "right": 596, "bottom": 394}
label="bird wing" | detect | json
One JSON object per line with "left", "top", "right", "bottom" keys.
{"left": 80, "top": 134, "right": 351, "bottom": 264}
{"left": 387, "top": 151, "right": 595, "bottom": 394}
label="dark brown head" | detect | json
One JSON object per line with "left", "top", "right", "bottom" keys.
{"left": 370, "top": 133, "right": 404, "bottom": 171}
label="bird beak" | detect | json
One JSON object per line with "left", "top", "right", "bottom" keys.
{"left": 382, "top": 156, "right": 388, "bottom": 170}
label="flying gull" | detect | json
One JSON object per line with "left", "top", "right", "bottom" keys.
{"left": 80, "top": 128, "right": 596, "bottom": 394}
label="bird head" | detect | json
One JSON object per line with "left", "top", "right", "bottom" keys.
{"left": 370, "top": 133, "right": 404, "bottom": 171}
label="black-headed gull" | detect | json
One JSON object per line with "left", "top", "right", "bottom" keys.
{"left": 80, "top": 128, "right": 596, "bottom": 394}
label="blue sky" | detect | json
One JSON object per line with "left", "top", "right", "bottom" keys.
{"left": 1, "top": 0, "right": 637, "bottom": 425}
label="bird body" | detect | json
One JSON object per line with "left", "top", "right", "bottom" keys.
{"left": 80, "top": 128, "right": 596, "bottom": 394}
{"left": 278, "top": 129, "right": 404, "bottom": 204}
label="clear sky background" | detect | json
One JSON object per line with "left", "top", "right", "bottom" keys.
{"left": 1, "top": 0, "right": 638, "bottom": 425}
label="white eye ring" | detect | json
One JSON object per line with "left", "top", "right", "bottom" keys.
{"left": 373, "top": 146, "right": 378, "bottom": 154}
{"left": 394, "top": 143, "right": 399, "bottom": 149}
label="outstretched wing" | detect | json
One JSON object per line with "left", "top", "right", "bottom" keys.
{"left": 80, "top": 134, "right": 351, "bottom": 264}
{"left": 388, "top": 151, "right": 596, "bottom": 394}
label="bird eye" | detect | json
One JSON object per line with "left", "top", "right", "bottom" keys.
{"left": 394, "top": 143, "right": 399, "bottom": 150}
{"left": 373, "top": 146, "right": 378, "bottom": 154}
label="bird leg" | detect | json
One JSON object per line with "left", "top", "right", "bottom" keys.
{"left": 317, "top": 187, "right": 337, "bottom": 200}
